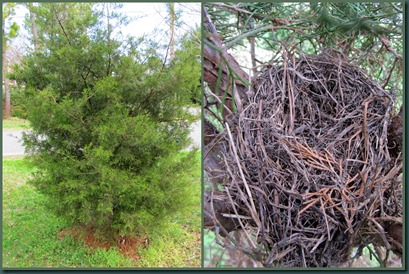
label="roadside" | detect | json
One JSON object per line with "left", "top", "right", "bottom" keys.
{"left": 2, "top": 117, "right": 31, "bottom": 131}
{"left": 186, "top": 107, "right": 202, "bottom": 150}
{"left": 3, "top": 130, "right": 27, "bottom": 157}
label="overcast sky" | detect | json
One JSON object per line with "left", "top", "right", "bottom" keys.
{"left": 8, "top": 3, "right": 201, "bottom": 53}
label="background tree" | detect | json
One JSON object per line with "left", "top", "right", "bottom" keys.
{"left": 167, "top": 3, "right": 176, "bottom": 61}
{"left": 24, "top": 3, "right": 39, "bottom": 51}
{"left": 2, "top": 3, "right": 20, "bottom": 119}
{"left": 15, "top": 2, "right": 201, "bottom": 240}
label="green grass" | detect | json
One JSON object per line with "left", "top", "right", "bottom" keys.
{"left": 2, "top": 155, "right": 201, "bottom": 268}
{"left": 135, "top": 152, "right": 201, "bottom": 268}
{"left": 2, "top": 117, "right": 31, "bottom": 131}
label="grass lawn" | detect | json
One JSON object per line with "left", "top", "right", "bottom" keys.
{"left": 2, "top": 117, "right": 31, "bottom": 131}
{"left": 2, "top": 155, "right": 201, "bottom": 268}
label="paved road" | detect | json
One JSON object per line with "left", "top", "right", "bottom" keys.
{"left": 187, "top": 119, "right": 202, "bottom": 150}
{"left": 3, "top": 130, "right": 27, "bottom": 156}
{"left": 186, "top": 107, "right": 202, "bottom": 151}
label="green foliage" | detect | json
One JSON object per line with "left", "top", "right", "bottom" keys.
{"left": 3, "top": 157, "right": 200, "bottom": 267}
{"left": 16, "top": 4, "right": 116, "bottom": 94}
{"left": 172, "top": 32, "right": 201, "bottom": 104}
{"left": 6, "top": 86, "right": 29, "bottom": 119}
{"left": 17, "top": 3, "right": 200, "bottom": 239}
{"left": 3, "top": 3, "right": 20, "bottom": 44}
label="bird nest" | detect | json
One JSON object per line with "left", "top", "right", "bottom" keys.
{"left": 205, "top": 54, "right": 402, "bottom": 267}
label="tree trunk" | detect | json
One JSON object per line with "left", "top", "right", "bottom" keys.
{"left": 26, "top": 3, "right": 39, "bottom": 51}
{"left": 2, "top": 16, "right": 11, "bottom": 119}
{"left": 3, "top": 64, "right": 11, "bottom": 119}
{"left": 106, "top": 3, "right": 112, "bottom": 76}
{"left": 169, "top": 3, "right": 175, "bottom": 61}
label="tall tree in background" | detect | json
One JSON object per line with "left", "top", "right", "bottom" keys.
{"left": 2, "top": 3, "right": 19, "bottom": 118}
{"left": 25, "top": 3, "right": 39, "bottom": 51}
{"left": 167, "top": 3, "right": 176, "bottom": 61}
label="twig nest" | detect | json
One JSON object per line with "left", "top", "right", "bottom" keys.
{"left": 206, "top": 54, "right": 402, "bottom": 267}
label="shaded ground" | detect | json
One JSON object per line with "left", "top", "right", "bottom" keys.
{"left": 58, "top": 226, "right": 150, "bottom": 261}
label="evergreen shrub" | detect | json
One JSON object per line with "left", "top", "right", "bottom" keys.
{"left": 17, "top": 3, "right": 200, "bottom": 239}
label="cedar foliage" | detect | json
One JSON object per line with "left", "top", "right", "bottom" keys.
{"left": 15, "top": 3, "right": 200, "bottom": 238}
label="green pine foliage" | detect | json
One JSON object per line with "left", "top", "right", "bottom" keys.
{"left": 16, "top": 3, "right": 200, "bottom": 240}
